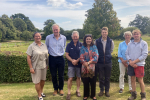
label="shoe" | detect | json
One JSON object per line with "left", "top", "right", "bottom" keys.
{"left": 66, "top": 94, "right": 71, "bottom": 100}
{"left": 129, "top": 90, "right": 132, "bottom": 94}
{"left": 59, "top": 90, "right": 64, "bottom": 96}
{"left": 53, "top": 90, "right": 58, "bottom": 96}
{"left": 76, "top": 91, "right": 81, "bottom": 97}
{"left": 41, "top": 93, "right": 46, "bottom": 97}
{"left": 140, "top": 92, "right": 146, "bottom": 100}
{"left": 38, "top": 97, "right": 43, "bottom": 100}
{"left": 105, "top": 92, "right": 110, "bottom": 97}
{"left": 119, "top": 89, "right": 123, "bottom": 93}
{"left": 93, "top": 97, "right": 97, "bottom": 100}
{"left": 98, "top": 91, "right": 104, "bottom": 96}
{"left": 128, "top": 91, "right": 137, "bottom": 100}
{"left": 83, "top": 97, "right": 87, "bottom": 100}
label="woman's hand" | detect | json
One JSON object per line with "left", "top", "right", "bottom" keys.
{"left": 30, "top": 68, "right": 35, "bottom": 74}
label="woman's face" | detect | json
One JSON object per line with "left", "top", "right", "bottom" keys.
{"left": 86, "top": 36, "right": 92, "bottom": 46}
{"left": 34, "top": 33, "right": 41, "bottom": 42}
{"left": 125, "top": 34, "right": 131, "bottom": 41}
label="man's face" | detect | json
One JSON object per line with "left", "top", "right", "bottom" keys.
{"left": 72, "top": 33, "right": 79, "bottom": 43}
{"left": 132, "top": 32, "right": 141, "bottom": 41}
{"left": 53, "top": 25, "right": 60, "bottom": 36}
{"left": 101, "top": 30, "right": 108, "bottom": 38}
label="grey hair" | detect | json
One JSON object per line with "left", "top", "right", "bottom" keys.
{"left": 71, "top": 31, "right": 79, "bottom": 37}
{"left": 123, "top": 31, "right": 132, "bottom": 37}
{"left": 52, "top": 24, "right": 60, "bottom": 30}
{"left": 33, "top": 32, "right": 41, "bottom": 38}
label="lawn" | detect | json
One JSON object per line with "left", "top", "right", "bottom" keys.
{"left": 0, "top": 81, "right": 150, "bottom": 100}
{"left": 0, "top": 35, "right": 150, "bottom": 54}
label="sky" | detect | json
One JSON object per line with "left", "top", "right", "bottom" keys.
{"left": 0, "top": 0, "right": 150, "bottom": 30}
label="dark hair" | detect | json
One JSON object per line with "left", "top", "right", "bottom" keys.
{"left": 83, "top": 34, "right": 94, "bottom": 47}
{"left": 33, "top": 32, "right": 41, "bottom": 38}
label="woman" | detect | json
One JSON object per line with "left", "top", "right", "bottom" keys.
{"left": 118, "top": 31, "right": 132, "bottom": 93}
{"left": 26, "top": 32, "right": 48, "bottom": 100}
{"left": 80, "top": 34, "right": 99, "bottom": 100}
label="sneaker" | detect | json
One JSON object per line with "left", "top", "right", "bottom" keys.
{"left": 38, "top": 97, "right": 43, "bottom": 100}
{"left": 41, "top": 93, "right": 46, "bottom": 97}
{"left": 119, "top": 89, "right": 123, "bottom": 93}
{"left": 98, "top": 91, "right": 104, "bottom": 96}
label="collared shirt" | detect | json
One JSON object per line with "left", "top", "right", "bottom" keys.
{"left": 118, "top": 41, "right": 130, "bottom": 63}
{"left": 26, "top": 42, "right": 48, "bottom": 69}
{"left": 125, "top": 39, "right": 148, "bottom": 66}
{"left": 45, "top": 34, "right": 66, "bottom": 56}
{"left": 101, "top": 38, "right": 114, "bottom": 53}
{"left": 65, "top": 40, "right": 82, "bottom": 67}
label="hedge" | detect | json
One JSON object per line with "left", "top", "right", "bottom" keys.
{"left": 0, "top": 51, "right": 150, "bottom": 83}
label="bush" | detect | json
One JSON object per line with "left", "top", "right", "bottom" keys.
{"left": 0, "top": 51, "right": 150, "bottom": 83}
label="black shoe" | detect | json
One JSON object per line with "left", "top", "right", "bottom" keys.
{"left": 41, "top": 93, "right": 46, "bottom": 97}
{"left": 119, "top": 89, "right": 123, "bottom": 93}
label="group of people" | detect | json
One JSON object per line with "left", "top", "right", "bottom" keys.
{"left": 26, "top": 24, "right": 148, "bottom": 100}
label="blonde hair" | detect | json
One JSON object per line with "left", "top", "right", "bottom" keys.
{"left": 132, "top": 29, "right": 141, "bottom": 34}
{"left": 101, "top": 27, "right": 108, "bottom": 32}
{"left": 123, "top": 31, "right": 132, "bottom": 37}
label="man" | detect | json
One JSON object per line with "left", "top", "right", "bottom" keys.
{"left": 95, "top": 27, "right": 114, "bottom": 97}
{"left": 126, "top": 29, "right": 148, "bottom": 100}
{"left": 65, "top": 31, "right": 82, "bottom": 100}
{"left": 45, "top": 24, "right": 66, "bottom": 96}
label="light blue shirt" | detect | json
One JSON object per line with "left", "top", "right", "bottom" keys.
{"left": 45, "top": 34, "right": 66, "bottom": 56}
{"left": 118, "top": 41, "right": 129, "bottom": 63}
{"left": 125, "top": 39, "right": 148, "bottom": 66}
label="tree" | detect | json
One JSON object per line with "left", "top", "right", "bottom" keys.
{"left": 43, "top": 23, "right": 53, "bottom": 39}
{"left": 1, "top": 14, "right": 9, "bottom": 19}
{"left": 44, "top": 19, "right": 55, "bottom": 26}
{"left": 13, "top": 18, "right": 27, "bottom": 32}
{"left": 83, "top": 0, "right": 120, "bottom": 39}
{"left": 129, "top": 14, "right": 150, "bottom": 34}
{"left": 22, "top": 31, "right": 32, "bottom": 41}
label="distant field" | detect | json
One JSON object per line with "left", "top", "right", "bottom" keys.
{"left": 0, "top": 35, "right": 150, "bottom": 54}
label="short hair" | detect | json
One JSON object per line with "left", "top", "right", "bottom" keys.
{"left": 52, "top": 24, "right": 60, "bottom": 30}
{"left": 83, "top": 34, "right": 94, "bottom": 47}
{"left": 132, "top": 29, "right": 141, "bottom": 34}
{"left": 123, "top": 31, "right": 132, "bottom": 37}
{"left": 33, "top": 32, "right": 41, "bottom": 38}
{"left": 101, "top": 27, "right": 108, "bottom": 32}
{"left": 71, "top": 31, "right": 79, "bottom": 37}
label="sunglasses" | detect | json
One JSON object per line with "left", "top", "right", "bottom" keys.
{"left": 85, "top": 34, "right": 92, "bottom": 36}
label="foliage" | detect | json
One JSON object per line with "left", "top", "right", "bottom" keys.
{"left": 83, "top": 0, "right": 121, "bottom": 39}
{"left": 44, "top": 19, "right": 55, "bottom": 26}
{"left": 114, "top": 27, "right": 139, "bottom": 40}
{"left": 129, "top": 14, "right": 150, "bottom": 34}
{"left": 0, "top": 51, "right": 150, "bottom": 83}
{"left": 22, "top": 31, "right": 33, "bottom": 41}
{"left": 13, "top": 18, "right": 27, "bottom": 32}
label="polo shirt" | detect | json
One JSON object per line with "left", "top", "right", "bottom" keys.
{"left": 26, "top": 42, "right": 48, "bottom": 69}
{"left": 65, "top": 40, "right": 82, "bottom": 67}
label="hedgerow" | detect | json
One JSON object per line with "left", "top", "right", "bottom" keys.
{"left": 0, "top": 51, "right": 149, "bottom": 83}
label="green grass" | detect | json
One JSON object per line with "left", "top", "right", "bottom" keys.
{"left": 0, "top": 35, "right": 150, "bottom": 54}
{"left": 0, "top": 81, "right": 150, "bottom": 100}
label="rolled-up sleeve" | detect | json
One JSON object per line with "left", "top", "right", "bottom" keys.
{"left": 26, "top": 45, "right": 32, "bottom": 56}
{"left": 80, "top": 46, "right": 85, "bottom": 64}
{"left": 125, "top": 46, "right": 130, "bottom": 61}
{"left": 118, "top": 43, "right": 122, "bottom": 58}
{"left": 138, "top": 42, "right": 148, "bottom": 61}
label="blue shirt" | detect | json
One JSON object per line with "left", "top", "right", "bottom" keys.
{"left": 65, "top": 40, "right": 82, "bottom": 67}
{"left": 118, "top": 41, "right": 129, "bottom": 63}
{"left": 45, "top": 34, "right": 66, "bottom": 56}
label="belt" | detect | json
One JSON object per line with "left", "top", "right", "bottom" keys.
{"left": 50, "top": 55, "right": 62, "bottom": 58}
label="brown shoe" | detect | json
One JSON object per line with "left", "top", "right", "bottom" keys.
{"left": 59, "top": 90, "right": 64, "bottom": 96}
{"left": 76, "top": 91, "right": 81, "bottom": 97}
{"left": 66, "top": 94, "right": 71, "bottom": 100}
{"left": 53, "top": 90, "right": 58, "bottom": 96}
{"left": 105, "top": 92, "right": 110, "bottom": 97}
{"left": 98, "top": 91, "right": 104, "bottom": 96}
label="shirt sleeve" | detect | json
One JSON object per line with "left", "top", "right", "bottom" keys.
{"left": 91, "top": 45, "right": 99, "bottom": 63}
{"left": 64, "top": 36, "right": 66, "bottom": 49}
{"left": 80, "top": 46, "right": 86, "bottom": 64}
{"left": 111, "top": 40, "right": 114, "bottom": 53}
{"left": 125, "top": 45, "right": 130, "bottom": 61}
{"left": 118, "top": 43, "right": 123, "bottom": 58}
{"left": 26, "top": 45, "right": 32, "bottom": 56}
{"left": 138, "top": 42, "right": 148, "bottom": 61}
{"left": 45, "top": 36, "right": 49, "bottom": 49}
{"left": 65, "top": 43, "right": 69, "bottom": 53}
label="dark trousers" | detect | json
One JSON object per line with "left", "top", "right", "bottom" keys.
{"left": 49, "top": 55, "right": 65, "bottom": 90}
{"left": 96, "top": 63, "right": 112, "bottom": 92}
{"left": 82, "top": 76, "right": 96, "bottom": 98}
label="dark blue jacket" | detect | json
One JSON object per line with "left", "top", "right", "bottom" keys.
{"left": 96, "top": 36, "right": 112, "bottom": 64}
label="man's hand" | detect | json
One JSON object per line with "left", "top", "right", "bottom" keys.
{"left": 132, "top": 64, "right": 138, "bottom": 68}
{"left": 72, "top": 59, "right": 78, "bottom": 65}
{"left": 129, "top": 60, "right": 134, "bottom": 66}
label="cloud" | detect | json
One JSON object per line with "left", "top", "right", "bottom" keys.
{"left": 62, "top": 21, "right": 72, "bottom": 24}
{"left": 118, "top": 0, "right": 150, "bottom": 6}
{"left": 47, "top": 0, "right": 83, "bottom": 9}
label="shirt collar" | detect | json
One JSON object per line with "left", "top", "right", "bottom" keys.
{"left": 53, "top": 33, "right": 62, "bottom": 39}
{"left": 131, "top": 38, "right": 142, "bottom": 43}
{"left": 71, "top": 40, "right": 79, "bottom": 46}
{"left": 34, "top": 42, "right": 44, "bottom": 46}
